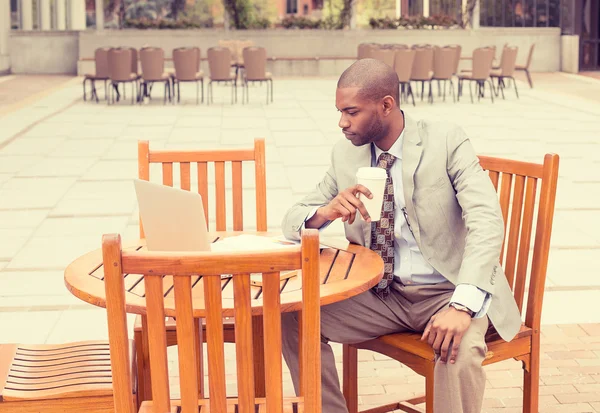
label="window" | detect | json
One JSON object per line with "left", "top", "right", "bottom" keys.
{"left": 287, "top": 0, "right": 298, "bottom": 14}
{"left": 480, "top": 0, "right": 560, "bottom": 27}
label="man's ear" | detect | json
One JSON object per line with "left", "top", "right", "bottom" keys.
{"left": 381, "top": 95, "right": 396, "bottom": 116}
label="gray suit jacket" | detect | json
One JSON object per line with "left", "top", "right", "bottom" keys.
{"left": 281, "top": 115, "right": 522, "bottom": 342}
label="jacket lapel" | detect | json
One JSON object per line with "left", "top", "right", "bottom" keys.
{"left": 402, "top": 116, "right": 423, "bottom": 246}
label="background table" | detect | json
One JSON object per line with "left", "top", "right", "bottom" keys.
{"left": 64, "top": 232, "right": 384, "bottom": 400}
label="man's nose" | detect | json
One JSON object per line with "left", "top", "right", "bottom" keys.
{"left": 339, "top": 115, "right": 350, "bottom": 129}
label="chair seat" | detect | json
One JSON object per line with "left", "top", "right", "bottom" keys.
{"left": 84, "top": 74, "right": 109, "bottom": 81}
{"left": 210, "top": 74, "right": 236, "bottom": 81}
{"left": 355, "top": 324, "right": 532, "bottom": 364}
{"left": 490, "top": 69, "right": 503, "bottom": 77}
{"left": 139, "top": 397, "right": 304, "bottom": 413}
{"left": 142, "top": 73, "right": 171, "bottom": 82}
{"left": 0, "top": 340, "right": 136, "bottom": 402}
{"left": 245, "top": 72, "right": 272, "bottom": 81}
{"left": 515, "top": 64, "right": 527, "bottom": 70}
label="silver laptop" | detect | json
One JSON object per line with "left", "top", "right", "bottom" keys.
{"left": 133, "top": 179, "right": 211, "bottom": 252}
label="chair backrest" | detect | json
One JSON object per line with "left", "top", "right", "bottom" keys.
{"left": 103, "top": 229, "right": 322, "bottom": 413}
{"left": 410, "top": 47, "right": 434, "bottom": 81}
{"left": 497, "top": 46, "right": 518, "bottom": 77}
{"left": 393, "top": 48, "right": 416, "bottom": 83}
{"left": 444, "top": 44, "right": 462, "bottom": 74}
{"left": 242, "top": 47, "right": 268, "bottom": 80}
{"left": 478, "top": 154, "right": 559, "bottom": 331}
{"left": 470, "top": 47, "right": 494, "bottom": 80}
{"left": 139, "top": 47, "right": 165, "bottom": 81}
{"left": 525, "top": 43, "right": 535, "bottom": 68}
{"left": 108, "top": 48, "right": 133, "bottom": 82}
{"left": 357, "top": 43, "right": 379, "bottom": 60}
{"left": 371, "top": 48, "right": 395, "bottom": 68}
{"left": 432, "top": 46, "right": 455, "bottom": 79}
{"left": 94, "top": 47, "right": 111, "bottom": 78}
{"left": 173, "top": 47, "right": 200, "bottom": 81}
{"left": 137, "top": 138, "right": 267, "bottom": 236}
{"left": 207, "top": 47, "right": 233, "bottom": 81}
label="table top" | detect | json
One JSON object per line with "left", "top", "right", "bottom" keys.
{"left": 64, "top": 233, "right": 384, "bottom": 316}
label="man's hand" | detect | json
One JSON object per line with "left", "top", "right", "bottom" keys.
{"left": 421, "top": 307, "right": 472, "bottom": 364}
{"left": 307, "top": 185, "right": 373, "bottom": 228}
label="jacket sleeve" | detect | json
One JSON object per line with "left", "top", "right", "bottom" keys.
{"left": 446, "top": 125, "right": 504, "bottom": 295}
{"left": 281, "top": 155, "right": 339, "bottom": 241}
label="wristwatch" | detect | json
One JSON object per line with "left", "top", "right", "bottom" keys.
{"left": 449, "top": 302, "right": 475, "bottom": 317}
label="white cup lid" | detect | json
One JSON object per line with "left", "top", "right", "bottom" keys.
{"left": 356, "top": 167, "right": 387, "bottom": 180}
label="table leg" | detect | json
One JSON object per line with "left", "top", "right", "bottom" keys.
{"left": 138, "top": 315, "right": 153, "bottom": 403}
{"left": 194, "top": 318, "right": 205, "bottom": 397}
{"left": 252, "top": 314, "right": 266, "bottom": 397}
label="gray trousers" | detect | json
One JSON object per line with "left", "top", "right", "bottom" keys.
{"left": 281, "top": 281, "right": 489, "bottom": 413}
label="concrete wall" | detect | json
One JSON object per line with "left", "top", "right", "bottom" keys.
{"left": 9, "top": 31, "right": 79, "bottom": 74}
{"left": 9, "top": 27, "right": 561, "bottom": 75}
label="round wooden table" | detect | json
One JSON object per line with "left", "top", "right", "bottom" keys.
{"left": 64, "top": 232, "right": 384, "bottom": 402}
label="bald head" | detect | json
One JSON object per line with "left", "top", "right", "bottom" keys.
{"left": 337, "top": 59, "right": 399, "bottom": 107}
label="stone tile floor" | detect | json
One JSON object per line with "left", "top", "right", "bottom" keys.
{"left": 1, "top": 72, "right": 600, "bottom": 411}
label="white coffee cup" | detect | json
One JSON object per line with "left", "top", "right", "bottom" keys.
{"left": 356, "top": 167, "right": 388, "bottom": 222}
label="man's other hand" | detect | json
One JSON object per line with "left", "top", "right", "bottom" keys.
{"left": 420, "top": 307, "right": 472, "bottom": 364}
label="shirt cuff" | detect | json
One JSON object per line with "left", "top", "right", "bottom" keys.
{"left": 300, "top": 207, "right": 332, "bottom": 232}
{"left": 450, "top": 284, "right": 492, "bottom": 319}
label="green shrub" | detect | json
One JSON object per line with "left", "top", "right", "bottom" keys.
{"left": 369, "top": 14, "right": 459, "bottom": 29}
{"left": 123, "top": 17, "right": 213, "bottom": 29}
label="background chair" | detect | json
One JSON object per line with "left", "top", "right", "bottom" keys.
{"left": 491, "top": 46, "right": 519, "bottom": 99}
{"left": 343, "top": 153, "right": 560, "bottom": 413}
{"left": 0, "top": 341, "right": 137, "bottom": 413}
{"left": 139, "top": 47, "right": 171, "bottom": 104}
{"left": 107, "top": 48, "right": 138, "bottom": 105}
{"left": 432, "top": 46, "right": 457, "bottom": 102}
{"left": 83, "top": 47, "right": 110, "bottom": 102}
{"left": 207, "top": 47, "right": 237, "bottom": 104}
{"left": 357, "top": 43, "right": 380, "bottom": 60}
{"left": 457, "top": 47, "right": 495, "bottom": 103}
{"left": 371, "top": 48, "right": 396, "bottom": 68}
{"left": 134, "top": 138, "right": 268, "bottom": 404}
{"left": 242, "top": 46, "right": 273, "bottom": 104}
{"left": 410, "top": 47, "right": 434, "bottom": 103}
{"left": 103, "top": 229, "right": 322, "bottom": 413}
{"left": 393, "top": 48, "right": 416, "bottom": 106}
{"left": 172, "top": 47, "right": 204, "bottom": 104}
{"left": 518, "top": 44, "right": 535, "bottom": 88}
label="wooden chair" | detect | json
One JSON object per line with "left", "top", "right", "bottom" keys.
{"left": 342, "top": 153, "right": 560, "bottom": 413}
{"left": 134, "top": 138, "right": 268, "bottom": 405}
{"left": 102, "top": 229, "right": 322, "bottom": 413}
{"left": 0, "top": 341, "right": 137, "bottom": 413}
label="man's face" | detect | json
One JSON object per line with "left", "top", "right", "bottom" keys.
{"left": 335, "top": 87, "right": 385, "bottom": 147}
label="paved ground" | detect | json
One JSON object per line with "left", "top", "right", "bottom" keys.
{"left": 1, "top": 72, "right": 600, "bottom": 412}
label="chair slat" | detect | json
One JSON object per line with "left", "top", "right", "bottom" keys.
{"left": 498, "top": 173, "right": 513, "bottom": 263}
{"left": 232, "top": 161, "right": 244, "bottom": 231}
{"left": 204, "top": 275, "right": 228, "bottom": 413}
{"left": 194, "top": 318, "right": 205, "bottom": 398}
{"left": 504, "top": 175, "right": 525, "bottom": 289}
{"left": 513, "top": 177, "right": 537, "bottom": 313}
{"left": 197, "top": 162, "right": 209, "bottom": 227}
{"left": 488, "top": 170, "right": 500, "bottom": 191}
{"left": 300, "top": 231, "right": 321, "bottom": 413}
{"left": 138, "top": 141, "right": 150, "bottom": 239}
{"left": 162, "top": 163, "right": 174, "bottom": 187}
{"left": 180, "top": 162, "right": 191, "bottom": 191}
{"left": 254, "top": 138, "right": 268, "bottom": 231}
{"left": 233, "top": 274, "right": 255, "bottom": 413}
{"left": 173, "top": 275, "right": 199, "bottom": 413}
{"left": 102, "top": 235, "right": 135, "bottom": 413}
{"left": 144, "top": 275, "right": 171, "bottom": 413}
{"left": 215, "top": 161, "right": 226, "bottom": 231}
{"left": 262, "top": 271, "right": 283, "bottom": 413}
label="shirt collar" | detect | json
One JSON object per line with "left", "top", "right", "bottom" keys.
{"left": 374, "top": 128, "right": 404, "bottom": 162}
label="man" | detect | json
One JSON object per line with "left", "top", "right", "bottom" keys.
{"left": 280, "top": 59, "right": 521, "bottom": 413}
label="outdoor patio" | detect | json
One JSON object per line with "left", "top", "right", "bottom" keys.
{"left": 1, "top": 72, "right": 600, "bottom": 412}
